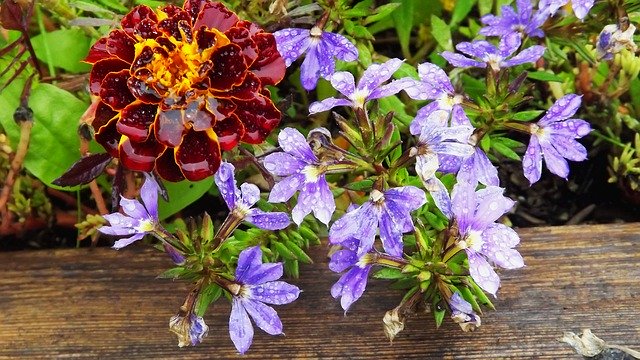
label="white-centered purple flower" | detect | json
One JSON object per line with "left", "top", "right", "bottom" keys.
{"left": 329, "top": 237, "right": 375, "bottom": 313}
{"left": 264, "top": 128, "right": 335, "bottom": 226}
{"left": 439, "top": 183, "right": 524, "bottom": 296}
{"left": 215, "top": 161, "right": 290, "bottom": 230}
{"left": 229, "top": 246, "right": 301, "bottom": 354}
{"left": 596, "top": 23, "right": 638, "bottom": 61}
{"left": 405, "top": 62, "right": 472, "bottom": 135}
{"left": 329, "top": 186, "right": 426, "bottom": 258}
{"left": 309, "top": 58, "right": 414, "bottom": 113}
{"left": 273, "top": 26, "right": 358, "bottom": 90}
{"left": 480, "top": 0, "right": 548, "bottom": 38}
{"left": 539, "top": 0, "right": 594, "bottom": 20}
{"left": 99, "top": 173, "right": 160, "bottom": 249}
{"left": 522, "top": 94, "right": 591, "bottom": 185}
{"left": 169, "top": 313, "right": 209, "bottom": 347}
{"left": 449, "top": 292, "right": 481, "bottom": 332}
{"left": 441, "top": 33, "right": 545, "bottom": 72}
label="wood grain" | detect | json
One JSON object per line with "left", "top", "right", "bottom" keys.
{"left": 0, "top": 223, "right": 639, "bottom": 359}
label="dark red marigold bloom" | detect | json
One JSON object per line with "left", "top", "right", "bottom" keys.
{"left": 86, "top": 1, "right": 286, "bottom": 181}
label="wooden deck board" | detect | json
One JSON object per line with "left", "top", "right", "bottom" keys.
{"left": 0, "top": 223, "right": 639, "bottom": 359}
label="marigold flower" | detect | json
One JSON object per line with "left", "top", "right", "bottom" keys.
{"left": 85, "top": 1, "right": 286, "bottom": 181}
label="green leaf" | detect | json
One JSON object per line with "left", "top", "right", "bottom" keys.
{"left": 378, "top": 95, "right": 412, "bottom": 129}
{"left": 392, "top": 0, "right": 415, "bottom": 57}
{"left": 434, "top": 307, "right": 446, "bottom": 328}
{"left": 478, "top": 0, "right": 493, "bottom": 16}
{"left": 492, "top": 139, "right": 521, "bottom": 161}
{"left": 0, "top": 82, "right": 87, "bottom": 189}
{"left": 373, "top": 267, "right": 404, "bottom": 279}
{"left": 195, "top": 283, "right": 223, "bottom": 317}
{"left": 430, "top": 15, "right": 452, "bottom": 51}
{"left": 31, "top": 29, "right": 92, "bottom": 73}
{"left": 511, "top": 110, "right": 544, "bottom": 121}
{"left": 451, "top": 0, "right": 476, "bottom": 26}
{"left": 158, "top": 178, "right": 213, "bottom": 220}
{"left": 285, "top": 240, "right": 313, "bottom": 263}
{"left": 527, "top": 71, "right": 564, "bottom": 82}
{"left": 273, "top": 241, "right": 297, "bottom": 260}
{"left": 480, "top": 134, "right": 491, "bottom": 152}
{"left": 365, "top": 3, "right": 401, "bottom": 24}
{"left": 157, "top": 267, "right": 189, "bottom": 279}
{"left": 343, "top": 179, "right": 373, "bottom": 191}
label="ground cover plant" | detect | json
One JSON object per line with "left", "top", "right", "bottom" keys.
{"left": 1, "top": 0, "right": 639, "bottom": 354}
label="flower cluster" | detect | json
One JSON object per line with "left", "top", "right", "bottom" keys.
{"left": 86, "top": 1, "right": 286, "bottom": 181}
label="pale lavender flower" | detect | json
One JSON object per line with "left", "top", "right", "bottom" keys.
{"left": 596, "top": 23, "right": 638, "bottom": 61}
{"left": 479, "top": 0, "right": 548, "bottom": 38}
{"left": 457, "top": 147, "right": 500, "bottom": 187}
{"left": 264, "top": 128, "right": 335, "bottom": 226}
{"left": 229, "top": 246, "right": 301, "bottom": 354}
{"left": 169, "top": 313, "right": 209, "bottom": 347}
{"left": 405, "top": 62, "right": 472, "bottom": 135}
{"left": 441, "top": 33, "right": 545, "bottom": 72}
{"left": 329, "top": 239, "right": 374, "bottom": 312}
{"left": 309, "top": 58, "right": 414, "bottom": 113}
{"left": 329, "top": 186, "right": 426, "bottom": 258}
{"left": 449, "top": 292, "right": 481, "bottom": 332}
{"left": 273, "top": 26, "right": 358, "bottom": 90}
{"left": 523, "top": 94, "right": 591, "bottom": 185}
{"left": 539, "top": 0, "right": 594, "bottom": 20}
{"left": 439, "top": 183, "right": 523, "bottom": 296}
{"left": 215, "top": 161, "right": 290, "bottom": 230}
{"left": 99, "top": 173, "right": 159, "bottom": 249}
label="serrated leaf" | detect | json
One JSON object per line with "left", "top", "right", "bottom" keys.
{"left": 431, "top": 15, "right": 452, "bottom": 51}
{"left": 511, "top": 110, "right": 544, "bottom": 121}
{"left": 195, "top": 283, "right": 222, "bottom": 317}
{"left": 527, "top": 71, "right": 564, "bottom": 82}
{"left": 0, "top": 82, "right": 87, "bottom": 190}
{"left": 53, "top": 152, "right": 112, "bottom": 187}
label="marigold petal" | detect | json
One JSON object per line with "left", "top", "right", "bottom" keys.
{"left": 94, "top": 116, "right": 121, "bottom": 158}
{"left": 233, "top": 92, "right": 281, "bottom": 144}
{"left": 121, "top": 5, "right": 159, "bottom": 38}
{"left": 208, "top": 43, "right": 247, "bottom": 91}
{"left": 205, "top": 97, "right": 237, "bottom": 121}
{"left": 156, "top": 148, "right": 185, "bottom": 182}
{"left": 226, "top": 25, "right": 258, "bottom": 65}
{"left": 117, "top": 102, "right": 158, "bottom": 142}
{"left": 100, "top": 70, "right": 136, "bottom": 110}
{"left": 175, "top": 129, "right": 221, "bottom": 181}
{"left": 156, "top": 108, "right": 187, "bottom": 147}
{"left": 214, "top": 113, "right": 244, "bottom": 151}
{"left": 92, "top": 101, "right": 118, "bottom": 129}
{"left": 85, "top": 37, "right": 110, "bottom": 64}
{"left": 194, "top": 1, "right": 239, "bottom": 32}
{"left": 250, "top": 32, "right": 286, "bottom": 86}
{"left": 119, "top": 135, "right": 165, "bottom": 172}
{"left": 127, "top": 76, "right": 162, "bottom": 103}
{"left": 158, "top": 5, "right": 192, "bottom": 40}
{"left": 186, "top": 99, "right": 215, "bottom": 131}
{"left": 105, "top": 29, "right": 136, "bottom": 63}
{"left": 217, "top": 72, "right": 260, "bottom": 100}
{"left": 89, "top": 58, "right": 130, "bottom": 95}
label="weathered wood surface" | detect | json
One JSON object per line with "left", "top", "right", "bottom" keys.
{"left": 0, "top": 223, "right": 639, "bottom": 359}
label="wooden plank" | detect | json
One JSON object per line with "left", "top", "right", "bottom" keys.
{"left": 0, "top": 223, "right": 639, "bottom": 359}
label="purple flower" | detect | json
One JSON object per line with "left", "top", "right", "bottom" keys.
{"left": 229, "top": 246, "right": 301, "bottom": 354}
{"left": 273, "top": 27, "right": 358, "bottom": 90}
{"left": 522, "top": 94, "right": 591, "bottom": 185}
{"left": 215, "top": 161, "right": 290, "bottom": 230}
{"left": 539, "top": 0, "right": 594, "bottom": 20}
{"left": 479, "top": 0, "right": 548, "bottom": 38}
{"left": 441, "top": 33, "right": 545, "bottom": 72}
{"left": 457, "top": 147, "right": 500, "bottom": 187}
{"left": 444, "top": 183, "right": 523, "bottom": 296}
{"left": 449, "top": 292, "right": 481, "bottom": 332}
{"left": 405, "top": 62, "right": 472, "bottom": 134}
{"left": 309, "top": 58, "right": 414, "bottom": 113}
{"left": 329, "top": 186, "right": 426, "bottom": 258}
{"left": 169, "top": 313, "right": 209, "bottom": 347}
{"left": 329, "top": 245, "right": 374, "bottom": 313}
{"left": 413, "top": 115, "right": 474, "bottom": 185}
{"left": 99, "top": 173, "right": 160, "bottom": 249}
{"left": 596, "top": 23, "right": 638, "bottom": 61}
{"left": 264, "top": 128, "right": 336, "bottom": 226}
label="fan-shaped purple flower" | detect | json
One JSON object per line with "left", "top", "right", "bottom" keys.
{"left": 441, "top": 33, "right": 545, "bottom": 71}
{"left": 263, "top": 128, "right": 336, "bottom": 226}
{"left": 273, "top": 27, "right": 358, "bottom": 90}
{"left": 539, "top": 0, "right": 594, "bottom": 20}
{"left": 229, "top": 246, "right": 301, "bottom": 354}
{"left": 522, "top": 94, "right": 591, "bottom": 185}
{"left": 215, "top": 162, "right": 290, "bottom": 230}
{"left": 480, "top": 0, "right": 548, "bottom": 38}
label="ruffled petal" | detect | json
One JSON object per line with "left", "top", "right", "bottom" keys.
{"left": 175, "top": 129, "right": 221, "bottom": 181}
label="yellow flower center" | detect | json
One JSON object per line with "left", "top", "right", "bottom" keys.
{"left": 133, "top": 24, "right": 230, "bottom": 100}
